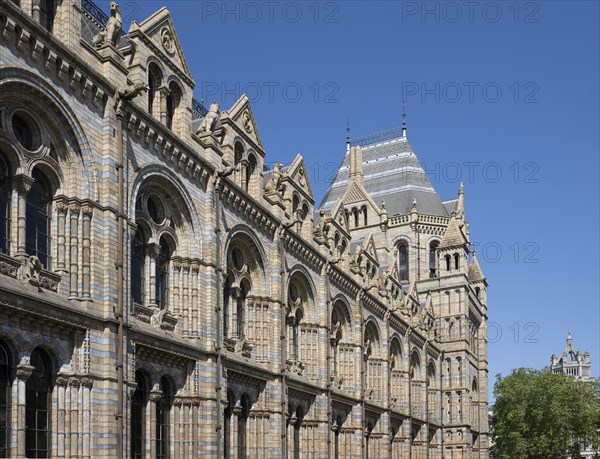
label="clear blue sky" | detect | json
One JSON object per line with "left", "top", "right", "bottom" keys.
{"left": 98, "top": 0, "right": 600, "bottom": 395}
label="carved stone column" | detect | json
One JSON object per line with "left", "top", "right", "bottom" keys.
{"left": 15, "top": 364, "right": 34, "bottom": 457}
{"left": 81, "top": 205, "right": 93, "bottom": 299}
{"left": 14, "top": 175, "right": 33, "bottom": 260}
{"left": 55, "top": 199, "right": 69, "bottom": 273}
{"left": 182, "top": 261, "right": 190, "bottom": 335}
{"left": 146, "top": 243, "right": 161, "bottom": 307}
{"left": 69, "top": 377, "right": 80, "bottom": 457}
{"left": 69, "top": 203, "right": 81, "bottom": 298}
{"left": 191, "top": 262, "right": 200, "bottom": 337}
{"left": 149, "top": 388, "right": 163, "bottom": 458}
{"left": 81, "top": 377, "right": 93, "bottom": 459}
{"left": 55, "top": 375, "right": 69, "bottom": 458}
{"left": 159, "top": 87, "right": 169, "bottom": 125}
{"left": 172, "top": 259, "right": 181, "bottom": 317}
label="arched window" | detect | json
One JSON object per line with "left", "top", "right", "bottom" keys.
{"left": 131, "top": 230, "right": 146, "bottom": 305}
{"left": 398, "top": 243, "right": 409, "bottom": 281}
{"left": 156, "top": 237, "right": 173, "bottom": 310}
{"left": 39, "top": 0, "right": 56, "bottom": 32}
{"left": 166, "top": 83, "right": 182, "bottom": 131}
{"left": 353, "top": 208, "right": 359, "bottom": 228}
{"left": 287, "top": 278, "right": 305, "bottom": 361}
{"left": 246, "top": 154, "right": 256, "bottom": 192}
{"left": 333, "top": 415, "right": 342, "bottom": 459}
{"left": 330, "top": 307, "right": 340, "bottom": 376}
{"left": 26, "top": 169, "right": 52, "bottom": 268}
{"left": 237, "top": 279, "right": 249, "bottom": 340}
{"left": 223, "top": 275, "right": 232, "bottom": 339}
{"left": 445, "top": 254, "right": 451, "bottom": 272}
{"left": 238, "top": 394, "right": 251, "bottom": 459}
{"left": 475, "top": 287, "right": 481, "bottom": 299}
{"left": 131, "top": 371, "right": 149, "bottom": 459}
{"left": 148, "top": 64, "right": 162, "bottom": 117}
{"left": 362, "top": 206, "right": 368, "bottom": 226}
{"left": 234, "top": 142, "right": 244, "bottom": 165}
{"left": 0, "top": 153, "right": 11, "bottom": 254}
{"left": 454, "top": 253, "right": 460, "bottom": 270}
{"left": 429, "top": 241, "right": 439, "bottom": 278}
{"left": 292, "top": 406, "right": 303, "bottom": 459}
{"left": 156, "top": 377, "right": 172, "bottom": 459}
{"left": 292, "top": 195, "right": 300, "bottom": 216}
{"left": 26, "top": 348, "right": 52, "bottom": 458}
{"left": 223, "top": 391, "right": 235, "bottom": 459}
{"left": 0, "top": 341, "right": 10, "bottom": 457}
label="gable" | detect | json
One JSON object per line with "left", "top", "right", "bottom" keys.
{"left": 136, "top": 8, "right": 193, "bottom": 81}
{"left": 226, "top": 95, "right": 264, "bottom": 150}
{"left": 284, "top": 154, "right": 314, "bottom": 202}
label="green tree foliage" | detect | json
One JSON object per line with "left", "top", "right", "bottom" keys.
{"left": 491, "top": 368, "right": 600, "bottom": 459}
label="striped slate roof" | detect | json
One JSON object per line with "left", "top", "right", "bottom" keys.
{"left": 319, "top": 131, "right": 449, "bottom": 217}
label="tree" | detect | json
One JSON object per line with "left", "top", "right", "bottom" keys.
{"left": 491, "top": 368, "right": 600, "bottom": 459}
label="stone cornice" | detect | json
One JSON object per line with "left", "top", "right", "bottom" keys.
{"left": 125, "top": 108, "right": 214, "bottom": 188}
{"left": 1, "top": 2, "right": 114, "bottom": 106}
{"left": 282, "top": 231, "right": 325, "bottom": 273}
{"left": 220, "top": 182, "right": 279, "bottom": 237}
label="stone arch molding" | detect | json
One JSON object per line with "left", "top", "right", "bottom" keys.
{"left": 0, "top": 67, "right": 100, "bottom": 201}
{"left": 130, "top": 164, "right": 202, "bottom": 258}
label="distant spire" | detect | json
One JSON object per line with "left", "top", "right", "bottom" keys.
{"left": 402, "top": 100, "right": 407, "bottom": 139}
{"left": 346, "top": 116, "right": 351, "bottom": 153}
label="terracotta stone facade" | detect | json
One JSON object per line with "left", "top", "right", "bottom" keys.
{"left": 0, "top": 1, "right": 489, "bottom": 457}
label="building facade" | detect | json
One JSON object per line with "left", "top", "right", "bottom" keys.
{"left": 551, "top": 331, "right": 592, "bottom": 382}
{"left": 0, "top": 1, "right": 489, "bottom": 458}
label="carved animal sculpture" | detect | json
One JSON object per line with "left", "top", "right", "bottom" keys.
{"left": 95, "top": 2, "right": 122, "bottom": 48}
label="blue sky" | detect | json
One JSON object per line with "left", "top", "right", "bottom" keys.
{"left": 98, "top": 0, "right": 600, "bottom": 394}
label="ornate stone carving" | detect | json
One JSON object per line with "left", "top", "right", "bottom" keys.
{"left": 160, "top": 28, "right": 175, "bottom": 55}
{"left": 196, "top": 102, "right": 220, "bottom": 135}
{"left": 16, "top": 364, "right": 34, "bottom": 381}
{"left": 24, "top": 255, "right": 42, "bottom": 284}
{"left": 94, "top": 2, "right": 122, "bottom": 48}
{"left": 285, "top": 359, "right": 305, "bottom": 376}
{"left": 242, "top": 110, "right": 253, "bottom": 133}
{"left": 265, "top": 163, "right": 284, "bottom": 194}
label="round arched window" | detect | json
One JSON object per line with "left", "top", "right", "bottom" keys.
{"left": 147, "top": 194, "right": 165, "bottom": 225}
{"left": 231, "top": 247, "right": 244, "bottom": 271}
{"left": 12, "top": 113, "right": 39, "bottom": 151}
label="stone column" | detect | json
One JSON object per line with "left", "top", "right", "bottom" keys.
{"left": 182, "top": 261, "right": 190, "bottom": 335}
{"left": 146, "top": 243, "right": 161, "bottom": 307}
{"left": 69, "top": 377, "right": 80, "bottom": 458}
{"left": 55, "top": 375, "right": 69, "bottom": 458}
{"left": 149, "top": 388, "right": 162, "bottom": 459}
{"left": 69, "top": 203, "right": 81, "bottom": 299}
{"left": 55, "top": 199, "right": 69, "bottom": 273}
{"left": 191, "top": 262, "right": 199, "bottom": 337}
{"left": 81, "top": 205, "right": 93, "bottom": 299}
{"left": 172, "top": 259, "right": 181, "bottom": 317}
{"left": 14, "top": 175, "right": 33, "bottom": 261}
{"left": 159, "top": 87, "right": 169, "bottom": 126}
{"left": 15, "top": 364, "right": 34, "bottom": 457}
{"left": 81, "top": 377, "right": 93, "bottom": 459}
